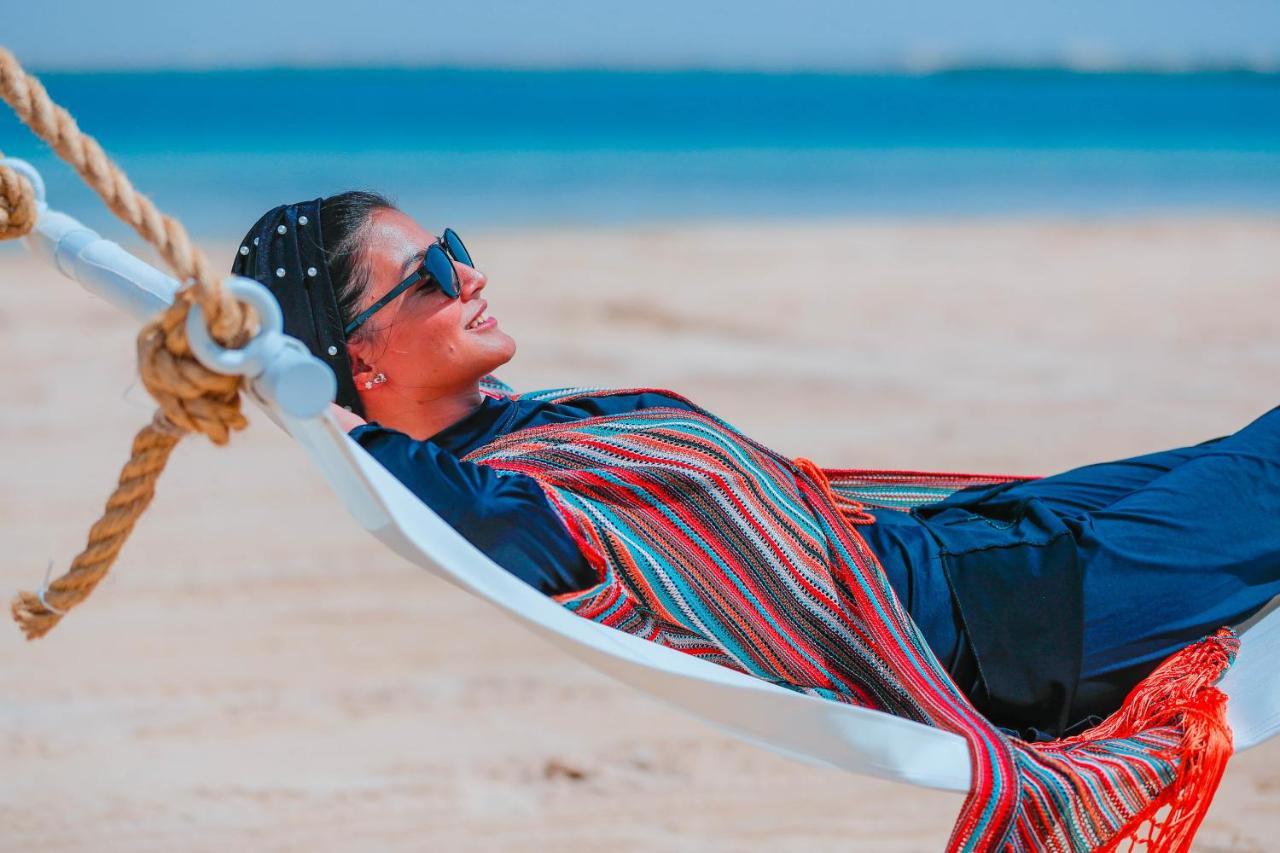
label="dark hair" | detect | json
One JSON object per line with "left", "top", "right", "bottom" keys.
{"left": 319, "top": 190, "right": 397, "bottom": 339}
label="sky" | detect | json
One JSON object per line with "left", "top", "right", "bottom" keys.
{"left": 8, "top": 0, "right": 1280, "bottom": 72}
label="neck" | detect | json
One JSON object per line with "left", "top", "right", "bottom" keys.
{"left": 362, "top": 381, "right": 485, "bottom": 441}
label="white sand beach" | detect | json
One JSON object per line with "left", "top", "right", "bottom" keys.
{"left": 2, "top": 216, "right": 1278, "bottom": 851}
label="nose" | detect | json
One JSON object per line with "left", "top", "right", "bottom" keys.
{"left": 457, "top": 261, "right": 486, "bottom": 299}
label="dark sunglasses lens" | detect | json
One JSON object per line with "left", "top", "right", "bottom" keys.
{"left": 442, "top": 228, "right": 473, "bottom": 268}
{"left": 425, "top": 244, "right": 460, "bottom": 298}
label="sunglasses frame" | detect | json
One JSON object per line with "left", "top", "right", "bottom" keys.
{"left": 342, "top": 228, "right": 472, "bottom": 337}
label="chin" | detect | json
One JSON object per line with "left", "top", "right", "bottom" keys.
{"left": 481, "top": 334, "right": 517, "bottom": 375}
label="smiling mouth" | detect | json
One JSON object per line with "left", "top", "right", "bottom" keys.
{"left": 465, "top": 309, "right": 495, "bottom": 331}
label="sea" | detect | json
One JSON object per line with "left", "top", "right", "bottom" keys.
{"left": 2, "top": 67, "right": 1278, "bottom": 239}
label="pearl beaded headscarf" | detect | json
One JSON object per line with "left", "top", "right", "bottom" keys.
{"left": 231, "top": 198, "right": 366, "bottom": 415}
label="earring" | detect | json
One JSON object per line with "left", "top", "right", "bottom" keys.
{"left": 364, "top": 372, "right": 387, "bottom": 390}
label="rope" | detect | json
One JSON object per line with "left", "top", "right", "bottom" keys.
{"left": 0, "top": 48, "right": 255, "bottom": 639}
{"left": 0, "top": 146, "right": 36, "bottom": 239}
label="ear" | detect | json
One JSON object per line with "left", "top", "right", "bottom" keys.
{"left": 347, "top": 344, "right": 381, "bottom": 392}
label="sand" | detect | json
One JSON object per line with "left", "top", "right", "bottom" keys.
{"left": 2, "top": 217, "right": 1278, "bottom": 851}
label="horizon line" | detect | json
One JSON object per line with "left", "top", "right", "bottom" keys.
{"left": 26, "top": 56, "right": 1280, "bottom": 77}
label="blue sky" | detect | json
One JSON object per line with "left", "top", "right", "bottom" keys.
{"left": 9, "top": 0, "right": 1280, "bottom": 71}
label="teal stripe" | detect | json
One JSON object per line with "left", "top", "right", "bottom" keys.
{"left": 576, "top": 470, "right": 845, "bottom": 686}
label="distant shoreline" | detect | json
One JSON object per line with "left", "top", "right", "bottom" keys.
{"left": 24, "top": 63, "right": 1280, "bottom": 79}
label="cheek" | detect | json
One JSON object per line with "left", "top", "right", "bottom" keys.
{"left": 402, "top": 306, "right": 462, "bottom": 359}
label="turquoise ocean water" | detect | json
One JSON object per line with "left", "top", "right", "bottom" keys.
{"left": 2, "top": 67, "right": 1278, "bottom": 239}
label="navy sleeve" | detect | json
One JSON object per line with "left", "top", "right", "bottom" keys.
{"left": 561, "top": 391, "right": 697, "bottom": 417}
{"left": 349, "top": 425, "right": 597, "bottom": 596}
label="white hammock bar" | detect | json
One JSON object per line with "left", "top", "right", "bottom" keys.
{"left": 9, "top": 157, "right": 1277, "bottom": 797}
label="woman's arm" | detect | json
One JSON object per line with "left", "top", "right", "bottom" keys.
{"left": 344, "top": 418, "right": 597, "bottom": 596}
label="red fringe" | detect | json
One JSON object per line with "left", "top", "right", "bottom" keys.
{"left": 1064, "top": 628, "right": 1238, "bottom": 853}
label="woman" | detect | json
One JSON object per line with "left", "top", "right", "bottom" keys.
{"left": 232, "top": 191, "right": 1280, "bottom": 743}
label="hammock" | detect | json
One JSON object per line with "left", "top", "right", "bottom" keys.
{"left": 7, "top": 156, "right": 1279, "bottom": 801}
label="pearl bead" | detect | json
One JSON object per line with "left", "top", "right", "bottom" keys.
{"left": 307, "top": 266, "right": 318, "bottom": 277}
{"left": 253, "top": 237, "right": 259, "bottom": 246}
{"left": 298, "top": 215, "right": 309, "bottom": 226}
{"left": 275, "top": 268, "right": 286, "bottom": 278}
{"left": 277, "top": 224, "right": 287, "bottom": 235}
{"left": 326, "top": 345, "right": 338, "bottom": 356}
{"left": 343, "top": 405, "right": 352, "bottom": 412}
{"left": 239, "top": 245, "right": 249, "bottom": 256}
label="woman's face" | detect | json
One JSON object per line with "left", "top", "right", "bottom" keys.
{"left": 347, "top": 208, "right": 516, "bottom": 402}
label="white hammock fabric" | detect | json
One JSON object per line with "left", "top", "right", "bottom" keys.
{"left": 16, "top": 181, "right": 1280, "bottom": 796}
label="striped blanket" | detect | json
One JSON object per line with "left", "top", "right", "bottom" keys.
{"left": 465, "top": 385, "right": 1237, "bottom": 852}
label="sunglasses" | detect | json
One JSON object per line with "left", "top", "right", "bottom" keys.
{"left": 343, "top": 227, "right": 473, "bottom": 337}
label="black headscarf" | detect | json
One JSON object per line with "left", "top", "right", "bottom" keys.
{"left": 231, "top": 198, "right": 365, "bottom": 415}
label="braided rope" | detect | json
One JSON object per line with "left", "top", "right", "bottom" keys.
{"left": 0, "top": 147, "right": 36, "bottom": 239}
{"left": 0, "top": 48, "right": 254, "bottom": 639}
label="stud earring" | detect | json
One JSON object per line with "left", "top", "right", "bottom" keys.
{"left": 364, "top": 372, "right": 387, "bottom": 390}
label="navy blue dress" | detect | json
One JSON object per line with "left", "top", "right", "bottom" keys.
{"left": 912, "top": 403, "right": 1280, "bottom": 737}
{"left": 351, "top": 395, "right": 1280, "bottom": 740}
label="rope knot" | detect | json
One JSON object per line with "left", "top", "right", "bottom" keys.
{"left": 138, "top": 289, "right": 254, "bottom": 445}
{"left": 0, "top": 160, "right": 36, "bottom": 241}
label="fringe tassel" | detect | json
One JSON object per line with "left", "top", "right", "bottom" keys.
{"left": 1075, "top": 628, "right": 1239, "bottom": 853}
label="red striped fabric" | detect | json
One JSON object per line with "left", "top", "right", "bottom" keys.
{"left": 466, "top": 387, "right": 1237, "bottom": 851}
